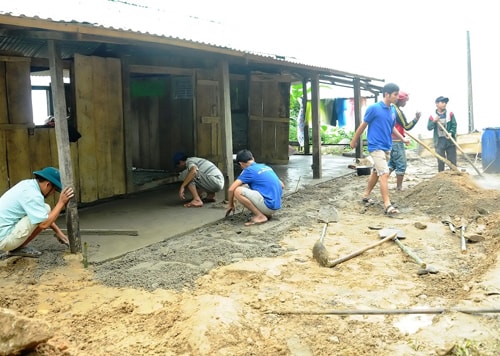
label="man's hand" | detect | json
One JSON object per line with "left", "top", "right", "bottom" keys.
{"left": 225, "top": 205, "right": 235, "bottom": 217}
{"left": 55, "top": 231, "right": 70, "bottom": 247}
{"left": 178, "top": 186, "right": 185, "bottom": 200}
{"left": 403, "top": 137, "right": 411, "bottom": 146}
{"left": 59, "top": 187, "right": 74, "bottom": 205}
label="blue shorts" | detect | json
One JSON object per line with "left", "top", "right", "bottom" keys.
{"left": 388, "top": 141, "right": 407, "bottom": 175}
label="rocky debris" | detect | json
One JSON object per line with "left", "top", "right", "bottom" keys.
{"left": 0, "top": 308, "right": 53, "bottom": 356}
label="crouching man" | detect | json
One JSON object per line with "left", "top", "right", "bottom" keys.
{"left": 0, "top": 167, "right": 74, "bottom": 258}
{"left": 226, "top": 149, "right": 284, "bottom": 226}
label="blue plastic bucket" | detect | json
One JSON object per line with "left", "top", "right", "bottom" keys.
{"left": 482, "top": 128, "right": 500, "bottom": 173}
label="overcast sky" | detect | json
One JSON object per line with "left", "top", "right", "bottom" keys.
{"left": 7, "top": 0, "right": 499, "bottom": 137}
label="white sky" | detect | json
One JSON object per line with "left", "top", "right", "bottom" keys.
{"left": 7, "top": 0, "right": 500, "bottom": 137}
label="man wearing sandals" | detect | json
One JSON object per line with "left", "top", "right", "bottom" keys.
{"left": 225, "top": 149, "right": 284, "bottom": 226}
{"left": 173, "top": 152, "right": 225, "bottom": 208}
{"left": 350, "top": 83, "right": 410, "bottom": 215}
{"left": 0, "top": 167, "right": 74, "bottom": 258}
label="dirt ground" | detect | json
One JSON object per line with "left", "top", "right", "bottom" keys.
{"left": 1, "top": 154, "right": 500, "bottom": 355}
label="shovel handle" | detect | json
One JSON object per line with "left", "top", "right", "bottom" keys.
{"left": 461, "top": 225, "right": 467, "bottom": 254}
{"left": 434, "top": 120, "right": 483, "bottom": 177}
{"left": 327, "top": 232, "right": 397, "bottom": 268}
{"left": 405, "top": 131, "right": 460, "bottom": 172}
{"left": 393, "top": 238, "right": 426, "bottom": 268}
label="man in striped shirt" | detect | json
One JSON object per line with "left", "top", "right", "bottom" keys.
{"left": 174, "top": 153, "right": 224, "bottom": 208}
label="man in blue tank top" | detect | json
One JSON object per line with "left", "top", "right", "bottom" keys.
{"left": 226, "top": 149, "right": 284, "bottom": 226}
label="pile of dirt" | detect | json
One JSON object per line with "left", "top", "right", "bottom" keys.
{"left": 401, "top": 170, "right": 500, "bottom": 221}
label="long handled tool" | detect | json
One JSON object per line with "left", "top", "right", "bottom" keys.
{"left": 379, "top": 228, "right": 438, "bottom": 274}
{"left": 312, "top": 206, "right": 340, "bottom": 267}
{"left": 460, "top": 218, "right": 467, "bottom": 254}
{"left": 405, "top": 131, "right": 460, "bottom": 172}
{"left": 434, "top": 120, "right": 484, "bottom": 177}
{"left": 312, "top": 223, "right": 330, "bottom": 267}
{"left": 325, "top": 232, "right": 397, "bottom": 268}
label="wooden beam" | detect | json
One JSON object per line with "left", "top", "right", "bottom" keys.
{"left": 218, "top": 60, "right": 234, "bottom": 200}
{"left": 353, "top": 77, "right": 363, "bottom": 158}
{"left": 41, "top": 229, "right": 138, "bottom": 236}
{"left": 310, "top": 73, "right": 321, "bottom": 179}
{"left": 128, "top": 64, "right": 193, "bottom": 76}
{"left": 48, "top": 40, "right": 82, "bottom": 253}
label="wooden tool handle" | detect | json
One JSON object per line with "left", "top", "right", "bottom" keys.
{"left": 393, "top": 238, "right": 426, "bottom": 268}
{"left": 405, "top": 131, "right": 460, "bottom": 172}
{"left": 461, "top": 226, "right": 467, "bottom": 254}
{"left": 434, "top": 120, "right": 483, "bottom": 177}
{"left": 327, "top": 232, "right": 397, "bottom": 268}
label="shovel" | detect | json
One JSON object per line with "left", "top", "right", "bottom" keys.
{"left": 312, "top": 206, "right": 340, "bottom": 267}
{"left": 314, "top": 232, "right": 397, "bottom": 268}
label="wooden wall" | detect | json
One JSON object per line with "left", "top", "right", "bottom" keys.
{"left": 74, "top": 54, "right": 126, "bottom": 203}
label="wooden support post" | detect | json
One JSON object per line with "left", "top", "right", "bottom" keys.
{"left": 219, "top": 61, "right": 234, "bottom": 200}
{"left": 48, "top": 40, "right": 81, "bottom": 253}
{"left": 302, "top": 78, "right": 309, "bottom": 155}
{"left": 310, "top": 74, "right": 321, "bottom": 179}
{"left": 353, "top": 77, "right": 363, "bottom": 159}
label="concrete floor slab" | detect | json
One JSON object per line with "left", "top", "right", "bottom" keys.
{"left": 55, "top": 154, "right": 355, "bottom": 263}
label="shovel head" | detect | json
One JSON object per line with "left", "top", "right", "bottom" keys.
{"left": 378, "top": 228, "right": 406, "bottom": 240}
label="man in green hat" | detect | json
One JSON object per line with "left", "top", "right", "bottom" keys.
{"left": 0, "top": 167, "right": 74, "bottom": 258}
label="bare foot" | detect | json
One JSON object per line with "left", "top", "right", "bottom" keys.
{"left": 184, "top": 200, "right": 203, "bottom": 208}
{"left": 244, "top": 216, "right": 268, "bottom": 226}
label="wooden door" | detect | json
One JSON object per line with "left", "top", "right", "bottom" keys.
{"left": 195, "top": 69, "right": 222, "bottom": 166}
{"left": 248, "top": 73, "right": 291, "bottom": 164}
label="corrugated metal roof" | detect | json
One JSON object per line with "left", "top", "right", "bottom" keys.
{"left": 1, "top": 2, "right": 288, "bottom": 59}
{"left": 0, "top": 2, "right": 384, "bottom": 87}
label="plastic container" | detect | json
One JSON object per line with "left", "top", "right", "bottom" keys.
{"left": 481, "top": 128, "right": 500, "bottom": 173}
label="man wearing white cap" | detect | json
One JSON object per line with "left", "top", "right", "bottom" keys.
{"left": 0, "top": 167, "right": 74, "bottom": 258}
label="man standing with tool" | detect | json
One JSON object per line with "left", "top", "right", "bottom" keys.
{"left": 388, "top": 91, "right": 421, "bottom": 190}
{"left": 427, "top": 96, "right": 457, "bottom": 172}
{"left": 350, "top": 83, "right": 410, "bottom": 216}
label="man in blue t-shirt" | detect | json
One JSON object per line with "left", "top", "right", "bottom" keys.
{"left": 350, "top": 83, "right": 410, "bottom": 215}
{"left": 226, "top": 149, "right": 284, "bottom": 226}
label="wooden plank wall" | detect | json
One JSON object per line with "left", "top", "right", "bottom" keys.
{"left": 0, "top": 63, "right": 8, "bottom": 124}
{"left": 196, "top": 69, "right": 222, "bottom": 166}
{"left": 74, "top": 54, "right": 125, "bottom": 203}
{"left": 0, "top": 59, "right": 34, "bottom": 194}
